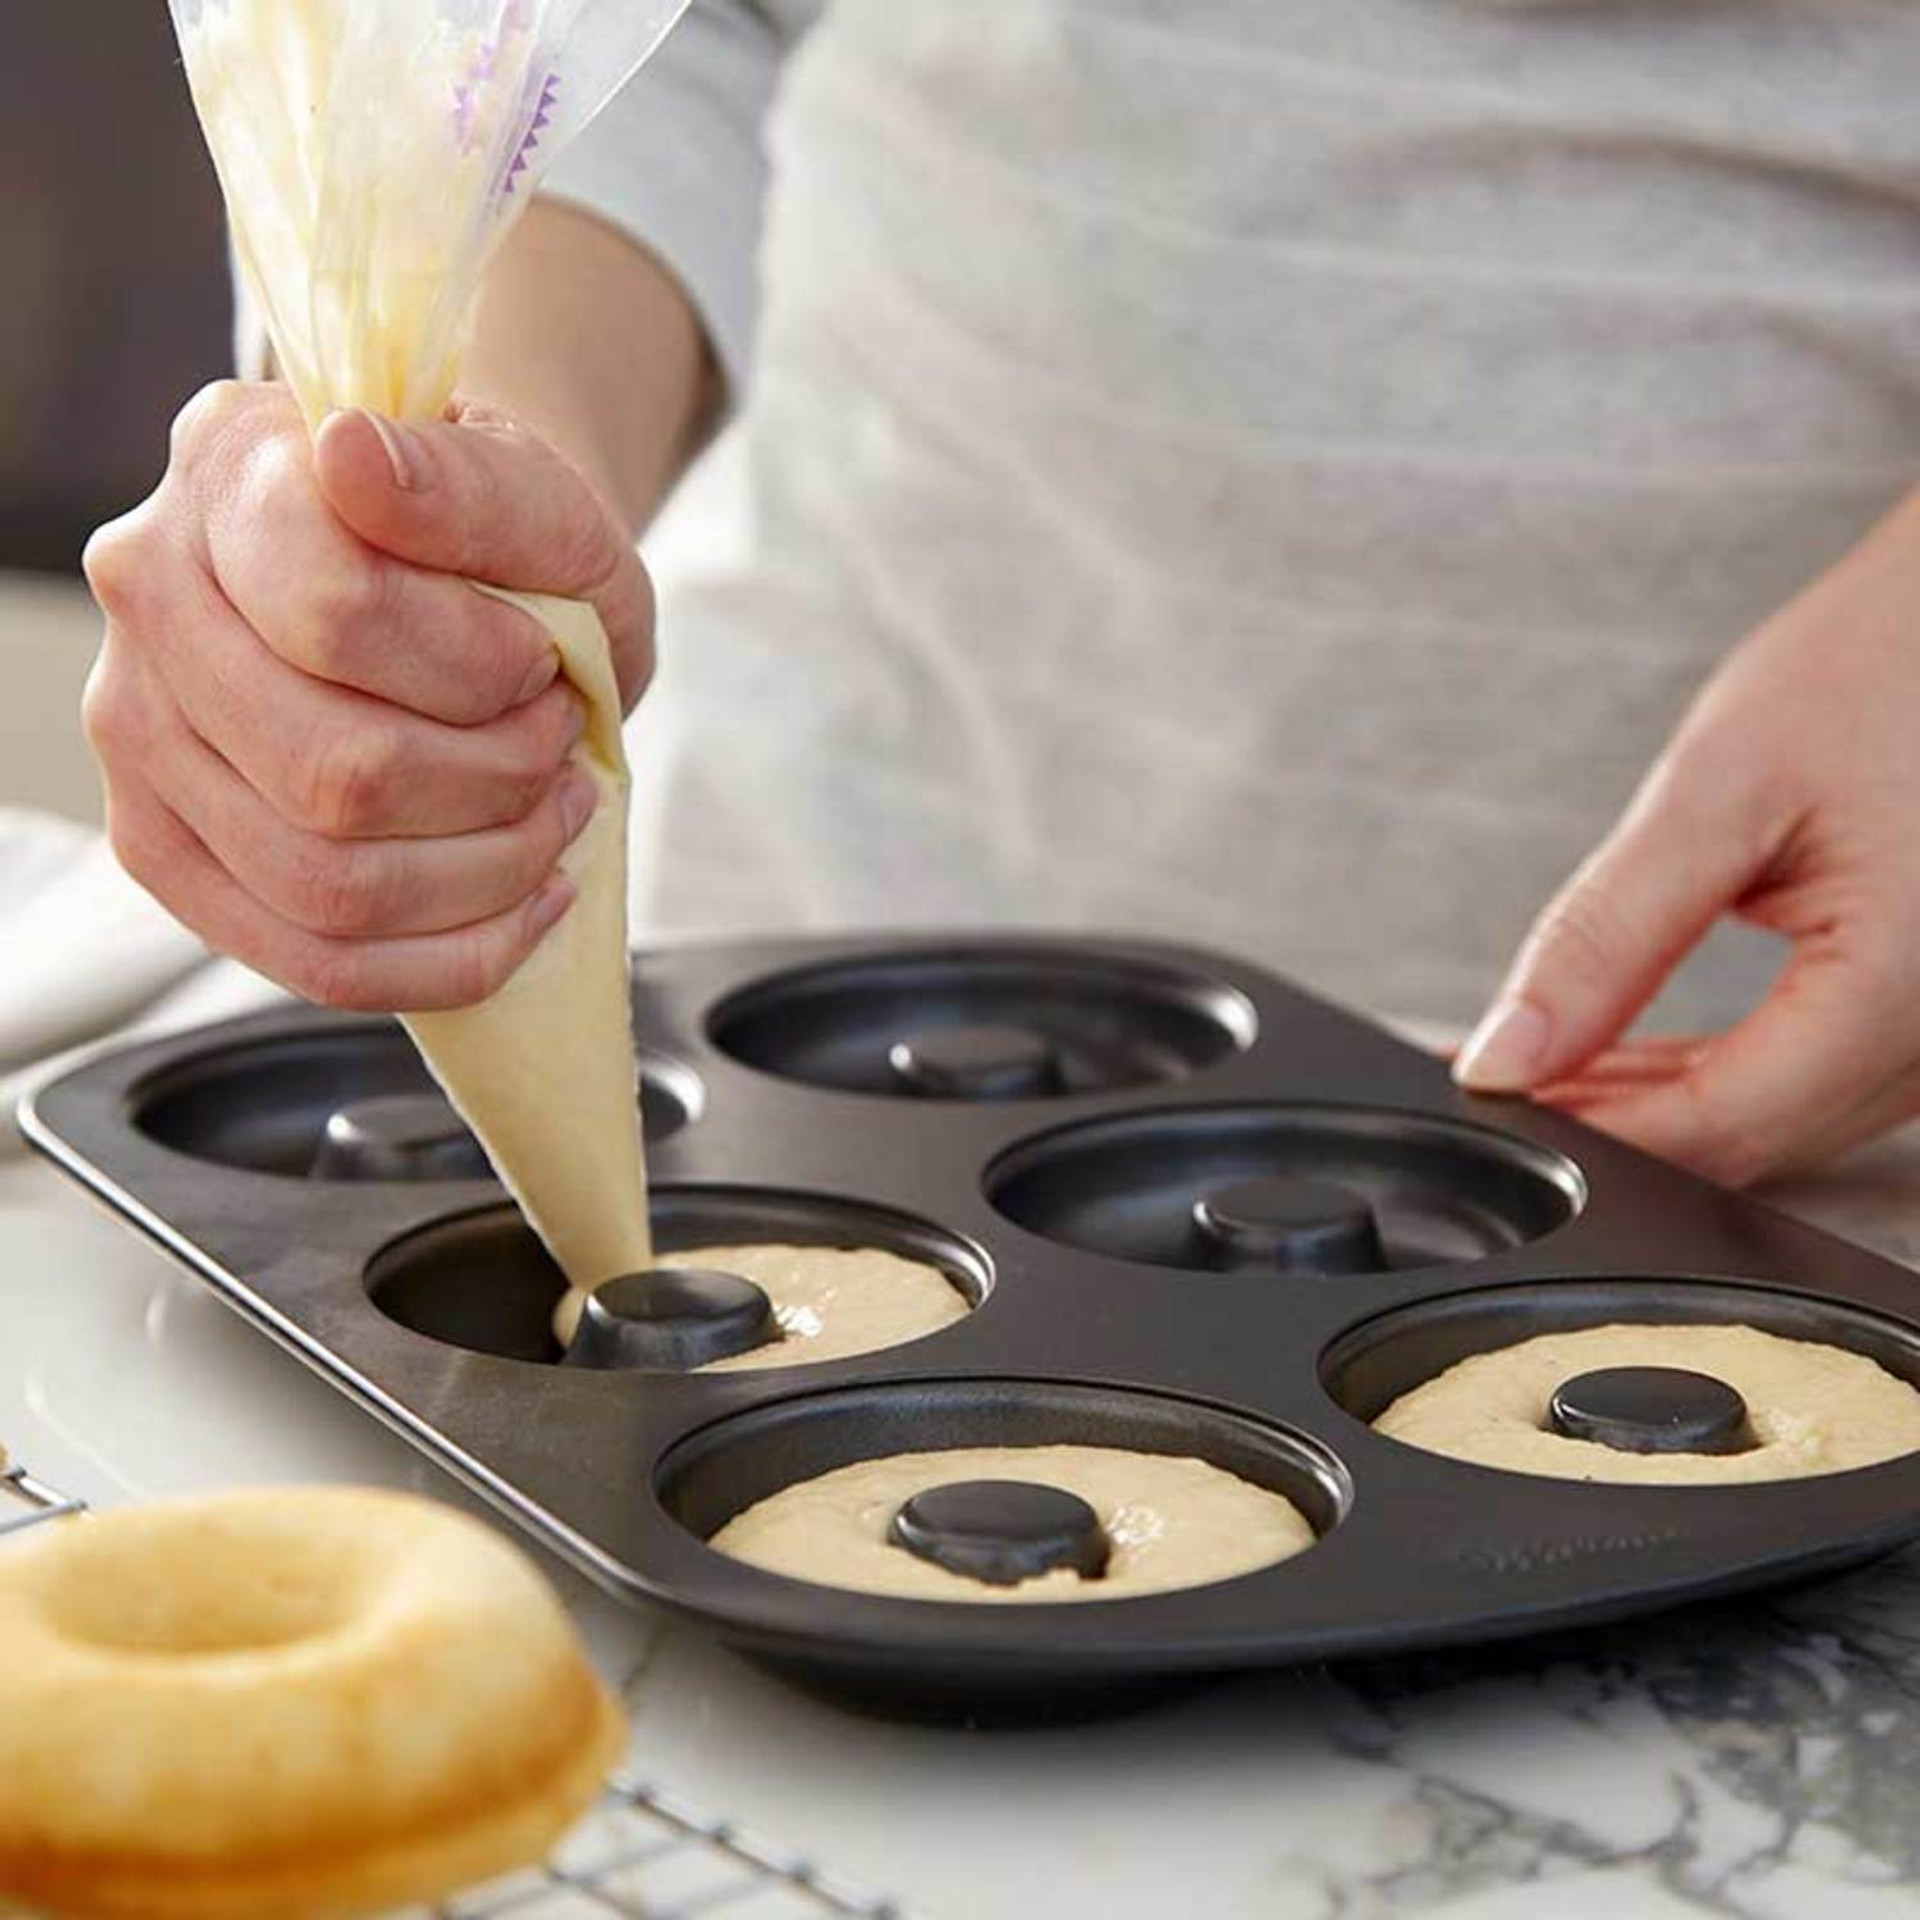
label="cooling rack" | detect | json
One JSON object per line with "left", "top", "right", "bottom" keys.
{"left": 440, "top": 1777, "right": 910, "bottom": 1918}
{"left": 0, "top": 1462, "right": 913, "bottom": 1920}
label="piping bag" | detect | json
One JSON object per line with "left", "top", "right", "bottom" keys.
{"left": 168, "top": 0, "right": 689, "bottom": 1323}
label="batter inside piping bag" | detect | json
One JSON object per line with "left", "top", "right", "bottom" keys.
{"left": 170, "top": 0, "right": 688, "bottom": 1323}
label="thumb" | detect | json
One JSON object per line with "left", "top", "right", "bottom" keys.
{"left": 1454, "top": 763, "right": 1761, "bottom": 1094}
{"left": 312, "top": 402, "right": 654, "bottom": 708}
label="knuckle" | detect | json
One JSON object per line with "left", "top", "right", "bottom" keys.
{"left": 473, "top": 597, "right": 549, "bottom": 706}
{"left": 495, "top": 719, "right": 569, "bottom": 820}
{"left": 168, "top": 379, "right": 253, "bottom": 460}
{"left": 79, "top": 658, "right": 130, "bottom": 759}
{"left": 105, "top": 806, "right": 174, "bottom": 908}
{"left": 504, "top": 755, "right": 559, "bottom": 824}
{"left": 104, "top": 809, "right": 153, "bottom": 887}
{"left": 203, "top": 407, "right": 320, "bottom": 556}
{"left": 293, "top": 551, "right": 393, "bottom": 675}
{"left": 1646, "top": 740, "right": 1718, "bottom": 818}
{"left": 236, "top": 427, "right": 323, "bottom": 535}
{"left": 285, "top": 842, "right": 392, "bottom": 938}
{"left": 1649, "top": 727, "right": 1787, "bottom": 875}
{"left": 1640, "top": 745, "right": 1744, "bottom": 860}
{"left": 1524, "top": 887, "right": 1631, "bottom": 992}
{"left": 294, "top": 942, "right": 383, "bottom": 1013}
{"left": 81, "top": 511, "right": 160, "bottom": 622}
{"left": 555, "top": 498, "right": 617, "bottom": 594}
{"left": 169, "top": 380, "right": 296, "bottom": 488}
{"left": 1672, "top": 1071, "right": 1773, "bottom": 1190}
{"left": 423, "top": 593, "right": 540, "bottom": 723}
{"left": 453, "top": 436, "right": 513, "bottom": 550}
{"left": 241, "top": 418, "right": 306, "bottom": 488}
{"left": 295, "top": 722, "right": 404, "bottom": 836}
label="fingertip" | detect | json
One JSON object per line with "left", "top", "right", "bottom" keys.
{"left": 513, "top": 640, "right": 561, "bottom": 708}
{"left": 556, "top": 766, "right": 599, "bottom": 843}
{"left": 555, "top": 685, "right": 589, "bottom": 748}
{"left": 1453, "top": 994, "right": 1551, "bottom": 1093}
{"left": 315, "top": 408, "right": 427, "bottom": 519}
{"left": 460, "top": 582, "right": 560, "bottom": 716}
{"left": 313, "top": 410, "right": 387, "bottom": 526}
{"left": 530, "top": 871, "right": 577, "bottom": 937}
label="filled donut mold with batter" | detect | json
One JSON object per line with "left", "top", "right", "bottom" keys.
{"left": 24, "top": 933, "right": 1920, "bottom": 1719}
{"left": 1326, "top": 1279, "right": 1920, "bottom": 1486}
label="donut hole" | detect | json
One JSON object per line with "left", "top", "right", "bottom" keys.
{"left": 366, "top": 1188, "right": 991, "bottom": 1366}
{"left": 39, "top": 1520, "right": 367, "bottom": 1656}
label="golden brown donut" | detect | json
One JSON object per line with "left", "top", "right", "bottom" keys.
{"left": 0, "top": 1487, "right": 623, "bottom": 1918}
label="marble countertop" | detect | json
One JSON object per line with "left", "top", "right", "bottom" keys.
{"left": 5, "top": 1118, "right": 1920, "bottom": 1918}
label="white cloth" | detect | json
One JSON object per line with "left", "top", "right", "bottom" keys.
{"left": 551, "top": 0, "right": 1920, "bottom": 1030}
{"left": 0, "top": 811, "right": 286, "bottom": 1155}
{"left": 0, "top": 811, "right": 206, "bottom": 1074}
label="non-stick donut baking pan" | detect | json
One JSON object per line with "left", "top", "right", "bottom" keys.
{"left": 23, "top": 933, "right": 1920, "bottom": 1718}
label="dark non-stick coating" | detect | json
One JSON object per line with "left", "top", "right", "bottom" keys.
{"left": 22, "top": 933, "right": 1920, "bottom": 1720}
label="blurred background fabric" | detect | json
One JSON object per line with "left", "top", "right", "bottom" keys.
{"left": 2, "top": 2, "right": 230, "bottom": 824}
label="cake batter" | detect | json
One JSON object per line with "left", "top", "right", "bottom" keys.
{"left": 1374, "top": 1322, "right": 1920, "bottom": 1485}
{"left": 555, "top": 1242, "right": 971, "bottom": 1368}
{"left": 687, "top": 1243, "right": 970, "bottom": 1373}
{"left": 709, "top": 1444, "right": 1316, "bottom": 1601}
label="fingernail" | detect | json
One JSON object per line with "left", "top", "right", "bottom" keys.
{"left": 356, "top": 408, "right": 429, "bottom": 493}
{"left": 563, "top": 695, "right": 588, "bottom": 745}
{"left": 1454, "top": 995, "right": 1551, "bottom": 1092}
{"left": 530, "top": 874, "right": 576, "bottom": 937}
{"left": 515, "top": 647, "right": 559, "bottom": 706}
{"left": 557, "top": 767, "right": 598, "bottom": 841}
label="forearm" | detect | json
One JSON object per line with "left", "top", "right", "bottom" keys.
{"left": 464, "top": 196, "right": 717, "bottom": 538}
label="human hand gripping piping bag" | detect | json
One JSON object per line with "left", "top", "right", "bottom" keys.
{"left": 168, "top": 0, "right": 689, "bottom": 1332}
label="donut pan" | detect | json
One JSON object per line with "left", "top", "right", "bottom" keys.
{"left": 23, "top": 933, "right": 1920, "bottom": 1719}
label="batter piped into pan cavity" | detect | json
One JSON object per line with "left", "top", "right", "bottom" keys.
{"left": 556, "top": 1243, "right": 971, "bottom": 1371}
{"left": 173, "top": 0, "right": 686, "bottom": 1322}
{"left": 1373, "top": 1322, "right": 1920, "bottom": 1485}
{"left": 710, "top": 1445, "right": 1316, "bottom": 1601}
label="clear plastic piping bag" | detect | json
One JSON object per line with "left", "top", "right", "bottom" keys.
{"left": 168, "top": 0, "right": 691, "bottom": 1304}
{"left": 171, "top": 0, "right": 689, "bottom": 425}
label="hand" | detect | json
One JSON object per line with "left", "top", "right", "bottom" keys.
{"left": 81, "top": 381, "right": 654, "bottom": 1011}
{"left": 1454, "top": 487, "right": 1920, "bottom": 1186}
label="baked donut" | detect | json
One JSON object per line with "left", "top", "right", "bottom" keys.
{"left": 1374, "top": 1322, "right": 1920, "bottom": 1485}
{"left": 0, "top": 1487, "right": 623, "bottom": 1918}
{"left": 710, "top": 1443, "right": 1317, "bottom": 1601}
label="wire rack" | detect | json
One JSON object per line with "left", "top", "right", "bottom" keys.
{"left": 0, "top": 1460, "right": 86, "bottom": 1539}
{"left": 0, "top": 1463, "right": 914, "bottom": 1920}
{"left": 438, "top": 1779, "right": 911, "bottom": 1920}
